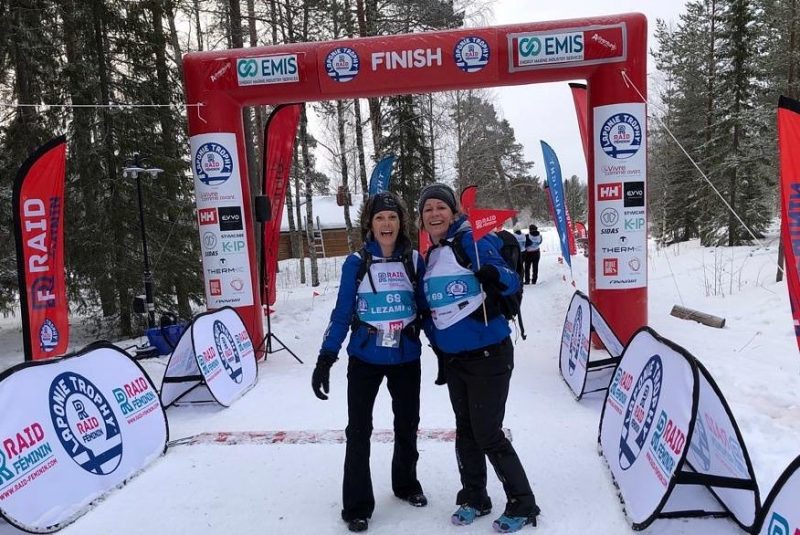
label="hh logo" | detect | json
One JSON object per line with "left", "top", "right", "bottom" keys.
{"left": 198, "top": 208, "right": 218, "bottom": 225}
{"left": 598, "top": 183, "right": 622, "bottom": 201}
{"left": 603, "top": 258, "right": 618, "bottom": 276}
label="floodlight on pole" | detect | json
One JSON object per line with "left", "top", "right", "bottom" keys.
{"left": 122, "top": 153, "right": 163, "bottom": 328}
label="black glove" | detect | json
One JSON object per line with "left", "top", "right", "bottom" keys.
{"left": 432, "top": 347, "right": 447, "bottom": 386}
{"left": 312, "top": 353, "right": 337, "bottom": 400}
{"left": 475, "top": 265, "right": 500, "bottom": 286}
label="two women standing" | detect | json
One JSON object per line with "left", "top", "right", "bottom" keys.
{"left": 313, "top": 185, "right": 538, "bottom": 533}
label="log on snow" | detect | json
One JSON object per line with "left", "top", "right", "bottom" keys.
{"left": 670, "top": 305, "right": 726, "bottom": 329}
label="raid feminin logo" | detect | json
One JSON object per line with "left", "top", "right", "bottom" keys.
{"left": 49, "top": 372, "right": 122, "bottom": 475}
{"left": 619, "top": 355, "right": 663, "bottom": 470}
{"left": 213, "top": 320, "right": 243, "bottom": 384}
{"left": 194, "top": 142, "right": 234, "bottom": 186}
{"left": 454, "top": 37, "right": 490, "bottom": 73}
{"left": 600, "top": 113, "right": 642, "bottom": 160}
{"left": 325, "top": 47, "right": 360, "bottom": 82}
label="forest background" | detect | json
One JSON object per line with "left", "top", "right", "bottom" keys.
{"left": 0, "top": 0, "right": 794, "bottom": 337}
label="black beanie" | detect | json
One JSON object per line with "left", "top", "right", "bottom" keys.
{"left": 369, "top": 191, "right": 401, "bottom": 220}
{"left": 418, "top": 183, "right": 457, "bottom": 214}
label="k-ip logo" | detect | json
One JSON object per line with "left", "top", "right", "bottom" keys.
{"left": 49, "top": 372, "right": 122, "bottom": 475}
{"left": 624, "top": 181, "right": 645, "bottom": 207}
{"left": 600, "top": 113, "right": 642, "bottom": 160}
{"left": 598, "top": 182, "right": 622, "bottom": 201}
{"left": 198, "top": 207, "right": 218, "bottom": 226}
{"left": 39, "top": 319, "right": 59, "bottom": 352}
{"left": 237, "top": 54, "right": 299, "bottom": 86}
{"left": 454, "top": 37, "right": 490, "bottom": 73}
{"left": 194, "top": 142, "right": 234, "bottom": 186}
{"left": 325, "top": 47, "right": 360, "bottom": 82}
{"left": 213, "top": 320, "right": 243, "bottom": 384}
{"left": 0, "top": 422, "right": 57, "bottom": 493}
{"left": 567, "top": 306, "right": 583, "bottom": 376}
{"left": 218, "top": 206, "right": 243, "bottom": 231}
{"left": 619, "top": 355, "right": 663, "bottom": 471}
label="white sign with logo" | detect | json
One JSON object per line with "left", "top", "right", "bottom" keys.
{"left": 593, "top": 103, "right": 647, "bottom": 290}
{"left": 599, "top": 328, "right": 695, "bottom": 529}
{"left": 191, "top": 133, "right": 254, "bottom": 307}
{"left": 559, "top": 291, "right": 624, "bottom": 399}
{"left": 160, "top": 307, "right": 257, "bottom": 408}
{"left": 755, "top": 455, "right": 800, "bottom": 535}
{"left": 0, "top": 343, "right": 167, "bottom": 532}
{"left": 236, "top": 55, "right": 299, "bottom": 86}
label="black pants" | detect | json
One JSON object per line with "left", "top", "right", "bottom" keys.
{"left": 445, "top": 338, "right": 536, "bottom": 517}
{"left": 523, "top": 250, "right": 540, "bottom": 284}
{"left": 342, "top": 357, "right": 422, "bottom": 521}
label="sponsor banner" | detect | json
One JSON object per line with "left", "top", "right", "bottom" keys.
{"left": 599, "top": 328, "right": 696, "bottom": 528}
{"left": 593, "top": 103, "right": 647, "bottom": 289}
{"left": 541, "top": 141, "right": 572, "bottom": 268}
{"left": 777, "top": 96, "right": 800, "bottom": 355}
{"left": 460, "top": 185, "right": 478, "bottom": 215}
{"left": 468, "top": 207, "right": 518, "bottom": 241}
{"left": 559, "top": 291, "right": 624, "bottom": 399}
{"left": 687, "top": 360, "right": 758, "bottom": 529}
{"left": 559, "top": 291, "right": 591, "bottom": 397}
{"left": 755, "top": 455, "right": 800, "bottom": 535}
{"left": 160, "top": 308, "right": 257, "bottom": 408}
{"left": 12, "top": 136, "right": 70, "bottom": 361}
{"left": 368, "top": 154, "right": 395, "bottom": 196}
{"left": 569, "top": 83, "right": 589, "bottom": 167}
{"left": 262, "top": 104, "right": 301, "bottom": 307}
{"left": 508, "top": 23, "right": 626, "bottom": 72}
{"left": 191, "top": 133, "right": 254, "bottom": 307}
{"left": 236, "top": 54, "right": 299, "bottom": 86}
{"left": 0, "top": 343, "right": 166, "bottom": 532}
{"left": 317, "top": 31, "right": 498, "bottom": 96}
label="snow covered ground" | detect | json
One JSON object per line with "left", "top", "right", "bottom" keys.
{"left": 0, "top": 227, "right": 798, "bottom": 534}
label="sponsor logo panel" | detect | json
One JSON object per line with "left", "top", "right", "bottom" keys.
{"left": 454, "top": 37, "right": 490, "bottom": 73}
{"left": 325, "top": 47, "right": 360, "bottom": 82}
{"left": 236, "top": 54, "right": 299, "bottom": 86}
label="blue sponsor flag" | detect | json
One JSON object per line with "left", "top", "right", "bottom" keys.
{"left": 540, "top": 141, "right": 572, "bottom": 270}
{"left": 368, "top": 154, "right": 395, "bottom": 195}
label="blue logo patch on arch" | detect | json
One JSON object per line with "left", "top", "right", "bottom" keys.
{"left": 325, "top": 47, "right": 360, "bottom": 82}
{"left": 49, "top": 372, "right": 123, "bottom": 475}
{"left": 619, "top": 355, "right": 663, "bottom": 470}
{"left": 214, "top": 320, "right": 243, "bottom": 384}
{"left": 194, "top": 142, "right": 234, "bottom": 186}
{"left": 454, "top": 36, "right": 490, "bottom": 73}
{"left": 600, "top": 113, "right": 642, "bottom": 160}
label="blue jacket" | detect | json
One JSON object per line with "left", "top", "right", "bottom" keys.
{"left": 425, "top": 217, "right": 518, "bottom": 354}
{"left": 319, "top": 239, "right": 427, "bottom": 365}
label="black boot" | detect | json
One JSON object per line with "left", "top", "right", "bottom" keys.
{"left": 347, "top": 518, "right": 368, "bottom": 532}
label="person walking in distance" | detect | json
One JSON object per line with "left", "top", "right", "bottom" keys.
{"left": 419, "top": 183, "right": 540, "bottom": 533}
{"left": 523, "top": 225, "right": 542, "bottom": 285}
{"left": 311, "top": 191, "right": 428, "bottom": 533}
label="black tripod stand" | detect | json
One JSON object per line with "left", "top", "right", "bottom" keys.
{"left": 254, "top": 195, "right": 302, "bottom": 363}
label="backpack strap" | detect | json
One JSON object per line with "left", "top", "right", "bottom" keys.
{"left": 354, "top": 247, "right": 377, "bottom": 294}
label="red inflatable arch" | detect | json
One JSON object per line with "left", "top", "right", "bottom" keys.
{"left": 183, "top": 13, "right": 648, "bottom": 349}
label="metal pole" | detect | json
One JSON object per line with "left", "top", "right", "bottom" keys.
{"left": 134, "top": 166, "right": 156, "bottom": 327}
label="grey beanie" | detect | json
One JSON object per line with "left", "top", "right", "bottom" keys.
{"left": 418, "top": 183, "right": 457, "bottom": 214}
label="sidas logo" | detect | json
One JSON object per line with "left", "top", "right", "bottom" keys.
{"left": 198, "top": 208, "right": 218, "bottom": 225}
{"left": 598, "top": 183, "right": 622, "bottom": 201}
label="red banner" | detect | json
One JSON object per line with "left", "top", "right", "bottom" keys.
{"left": 569, "top": 82, "right": 589, "bottom": 168}
{"left": 460, "top": 184, "right": 477, "bottom": 215}
{"left": 778, "top": 96, "right": 800, "bottom": 354}
{"left": 261, "top": 104, "right": 302, "bottom": 306}
{"left": 469, "top": 208, "right": 517, "bottom": 241}
{"left": 12, "top": 136, "right": 69, "bottom": 361}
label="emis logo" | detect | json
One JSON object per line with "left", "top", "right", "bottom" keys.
{"left": 237, "top": 54, "right": 299, "bottom": 86}
{"left": 598, "top": 183, "right": 622, "bottom": 201}
{"left": 49, "top": 372, "right": 122, "bottom": 475}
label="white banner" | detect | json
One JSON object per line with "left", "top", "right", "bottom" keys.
{"left": 160, "top": 307, "right": 258, "bottom": 408}
{"left": 593, "top": 102, "right": 647, "bottom": 290}
{"left": 599, "top": 328, "right": 695, "bottom": 529}
{"left": 755, "top": 455, "right": 800, "bottom": 535}
{"left": 559, "top": 291, "right": 591, "bottom": 397}
{"left": 0, "top": 343, "right": 167, "bottom": 532}
{"left": 685, "top": 360, "right": 758, "bottom": 530}
{"left": 191, "top": 132, "right": 254, "bottom": 308}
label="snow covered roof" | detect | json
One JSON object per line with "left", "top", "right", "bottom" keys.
{"left": 279, "top": 193, "right": 366, "bottom": 231}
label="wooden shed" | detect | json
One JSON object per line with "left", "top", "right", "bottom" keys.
{"left": 277, "top": 193, "right": 365, "bottom": 260}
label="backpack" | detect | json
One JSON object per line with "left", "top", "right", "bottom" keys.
{"left": 436, "top": 230, "right": 527, "bottom": 340}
